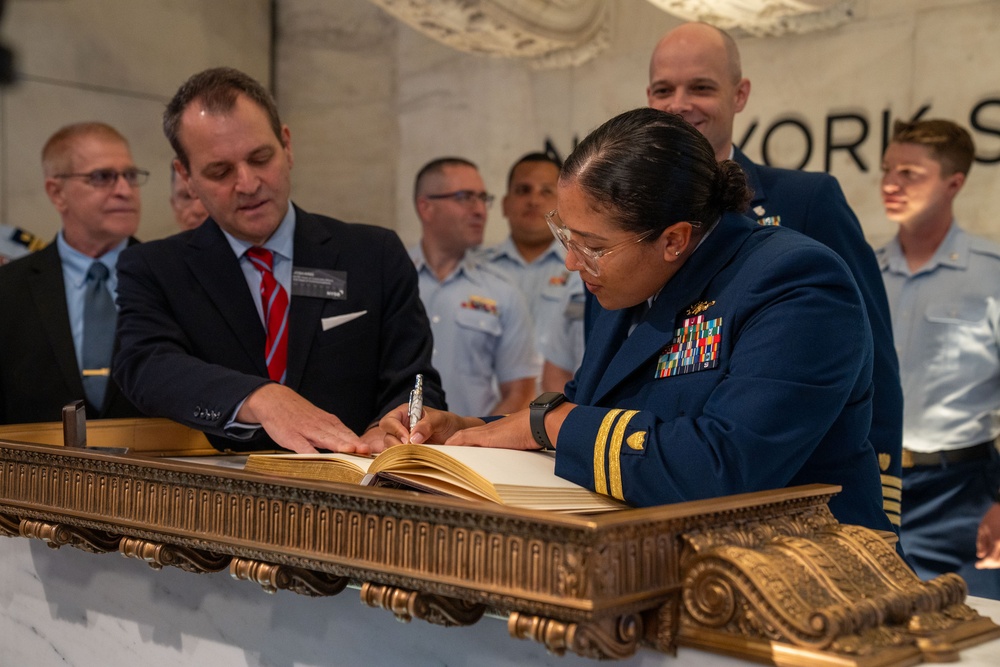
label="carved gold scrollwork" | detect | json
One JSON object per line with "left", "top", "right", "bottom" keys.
{"left": 507, "top": 611, "right": 642, "bottom": 660}
{"left": 360, "top": 582, "right": 486, "bottom": 626}
{"left": 229, "top": 557, "right": 348, "bottom": 597}
{"left": 0, "top": 512, "right": 20, "bottom": 537}
{"left": 119, "top": 536, "right": 230, "bottom": 573}
{"left": 677, "top": 522, "right": 1000, "bottom": 663}
{"left": 20, "top": 519, "right": 121, "bottom": 553}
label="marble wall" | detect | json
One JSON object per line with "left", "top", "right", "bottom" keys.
{"left": 0, "top": 0, "right": 271, "bottom": 243}
{"left": 2, "top": 0, "right": 998, "bottom": 252}
{"left": 276, "top": 0, "right": 1000, "bottom": 251}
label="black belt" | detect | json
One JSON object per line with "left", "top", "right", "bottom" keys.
{"left": 902, "top": 442, "right": 995, "bottom": 468}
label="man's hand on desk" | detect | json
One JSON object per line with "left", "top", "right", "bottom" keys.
{"left": 975, "top": 502, "right": 1000, "bottom": 569}
{"left": 237, "top": 383, "right": 370, "bottom": 455}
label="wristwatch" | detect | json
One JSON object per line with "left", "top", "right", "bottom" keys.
{"left": 529, "top": 392, "right": 566, "bottom": 450}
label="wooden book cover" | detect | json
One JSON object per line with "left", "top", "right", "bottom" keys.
{"left": 243, "top": 444, "right": 626, "bottom": 514}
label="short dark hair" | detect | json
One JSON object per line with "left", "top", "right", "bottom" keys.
{"left": 890, "top": 119, "right": 975, "bottom": 176}
{"left": 413, "top": 157, "right": 478, "bottom": 200}
{"left": 164, "top": 67, "right": 282, "bottom": 171}
{"left": 562, "top": 107, "right": 751, "bottom": 237}
{"left": 506, "top": 152, "right": 562, "bottom": 189}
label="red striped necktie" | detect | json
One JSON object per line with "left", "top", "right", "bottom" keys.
{"left": 246, "top": 247, "right": 289, "bottom": 383}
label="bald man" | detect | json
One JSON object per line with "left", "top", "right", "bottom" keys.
{"left": 646, "top": 22, "right": 904, "bottom": 530}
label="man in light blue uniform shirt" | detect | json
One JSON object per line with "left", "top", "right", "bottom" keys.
{"left": 411, "top": 157, "right": 538, "bottom": 417}
{"left": 878, "top": 118, "right": 1000, "bottom": 598}
{"left": 480, "top": 152, "right": 586, "bottom": 392}
{"left": 538, "top": 274, "right": 586, "bottom": 392}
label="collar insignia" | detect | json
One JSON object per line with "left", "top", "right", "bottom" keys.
{"left": 685, "top": 300, "right": 715, "bottom": 317}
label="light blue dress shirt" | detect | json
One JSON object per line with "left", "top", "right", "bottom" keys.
{"left": 222, "top": 201, "right": 296, "bottom": 327}
{"left": 537, "top": 272, "right": 586, "bottom": 376}
{"left": 878, "top": 223, "right": 1000, "bottom": 453}
{"left": 56, "top": 232, "right": 128, "bottom": 371}
{"left": 410, "top": 244, "right": 539, "bottom": 416}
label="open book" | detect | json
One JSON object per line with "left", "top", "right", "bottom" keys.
{"left": 243, "top": 444, "right": 627, "bottom": 514}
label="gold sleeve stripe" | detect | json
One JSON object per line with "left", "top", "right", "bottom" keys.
{"left": 881, "top": 473, "right": 902, "bottom": 491}
{"left": 884, "top": 499, "right": 901, "bottom": 515}
{"left": 593, "top": 409, "right": 624, "bottom": 496}
{"left": 881, "top": 483, "right": 902, "bottom": 502}
{"left": 608, "top": 410, "right": 639, "bottom": 501}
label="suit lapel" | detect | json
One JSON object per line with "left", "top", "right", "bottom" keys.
{"left": 590, "top": 214, "right": 754, "bottom": 404}
{"left": 28, "top": 245, "right": 84, "bottom": 398}
{"left": 185, "top": 220, "right": 268, "bottom": 376}
{"left": 285, "top": 208, "right": 339, "bottom": 389}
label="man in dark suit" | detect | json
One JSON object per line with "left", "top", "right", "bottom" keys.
{"left": 113, "top": 67, "right": 443, "bottom": 454}
{"left": 0, "top": 122, "right": 144, "bottom": 424}
{"left": 645, "top": 22, "right": 904, "bottom": 530}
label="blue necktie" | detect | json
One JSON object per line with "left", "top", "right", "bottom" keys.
{"left": 82, "top": 261, "right": 115, "bottom": 410}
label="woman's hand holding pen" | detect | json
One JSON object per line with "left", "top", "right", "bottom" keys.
{"left": 380, "top": 404, "right": 485, "bottom": 447}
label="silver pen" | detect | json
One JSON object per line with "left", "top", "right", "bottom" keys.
{"left": 407, "top": 374, "right": 424, "bottom": 433}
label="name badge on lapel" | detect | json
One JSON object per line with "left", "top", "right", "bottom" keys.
{"left": 291, "top": 268, "right": 347, "bottom": 300}
{"left": 655, "top": 301, "right": 722, "bottom": 378}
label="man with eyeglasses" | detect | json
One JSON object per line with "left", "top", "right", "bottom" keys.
{"left": 0, "top": 121, "right": 143, "bottom": 424}
{"left": 410, "top": 157, "right": 538, "bottom": 417}
{"left": 113, "top": 67, "right": 442, "bottom": 455}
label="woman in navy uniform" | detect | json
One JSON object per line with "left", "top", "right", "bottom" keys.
{"left": 382, "top": 107, "right": 891, "bottom": 533}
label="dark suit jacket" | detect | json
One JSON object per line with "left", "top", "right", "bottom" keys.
{"left": 560, "top": 213, "right": 892, "bottom": 533}
{"left": 732, "top": 148, "right": 904, "bottom": 528}
{"left": 113, "top": 206, "right": 444, "bottom": 451}
{"left": 0, "top": 241, "right": 141, "bottom": 424}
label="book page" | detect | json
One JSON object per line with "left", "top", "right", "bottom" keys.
{"left": 371, "top": 445, "right": 574, "bottom": 488}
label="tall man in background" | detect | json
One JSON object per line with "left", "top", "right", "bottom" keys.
{"left": 878, "top": 119, "right": 1000, "bottom": 597}
{"left": 481, "top": 152, "right": 585, "bottom": 391}
{"left": 410, "top": 157, "right": 538, "bottom": 417}
{"left": 645, "top": 22, "right": 904, "bottom": 528}
{"left": 114, "top": 67, "right": 443, "bottom": 454}
{"left": 0, "top": 122, "right": 143, "bottom": 423}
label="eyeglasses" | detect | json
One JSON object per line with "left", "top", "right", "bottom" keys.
{"left": 424, "top": 190, "right": 495, "bottom": 208}
{"left": 545, "top": 210, "right": 657, "bottom": 277}
{"left": 55, "top": 168, "right": 150, "bottom": 188}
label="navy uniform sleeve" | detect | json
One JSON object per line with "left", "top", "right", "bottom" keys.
{"left": 554, "top": 244, "right": 875, "bottom": 509}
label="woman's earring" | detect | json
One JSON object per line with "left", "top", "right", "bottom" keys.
{"left": 674, "top": 250, "right": 681, "bottom": 256}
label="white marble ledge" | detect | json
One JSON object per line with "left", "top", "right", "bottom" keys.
{"left": 0, "top": 535, "right": 997, "bottom": 667}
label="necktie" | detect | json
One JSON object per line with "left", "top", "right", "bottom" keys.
{"left": 246, "top": 247, "right": 289, "bottom": 383}
{"left": 82, "top": 261, "right": 116, "bottom": 410}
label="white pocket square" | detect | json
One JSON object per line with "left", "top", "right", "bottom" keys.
{"left": 321, "top": 310, "right": 368, "bottom": 331}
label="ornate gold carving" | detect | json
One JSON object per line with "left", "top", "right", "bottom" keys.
{"left": 119, "top": 536, "right": 231, "bottom": 573}
{"left": 0, "top": 512, "right": 19, "bottom": 537}
{"left": 1, "top": 435, "right": 999, "bottom": 665}
{"left": 508, "top": 611, "right": 642, "bottom": 660}
{"left": 20, "top": 518, "right": 121, "bottom": 553}
{"left": 230, "top": 557, "right": 348, "bottom": 596}
{"left": 674, "top": 520, "right": 1000, "bottom": 664}
{"left": 360, "top": 582, "right": 486, "bottom": 626}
